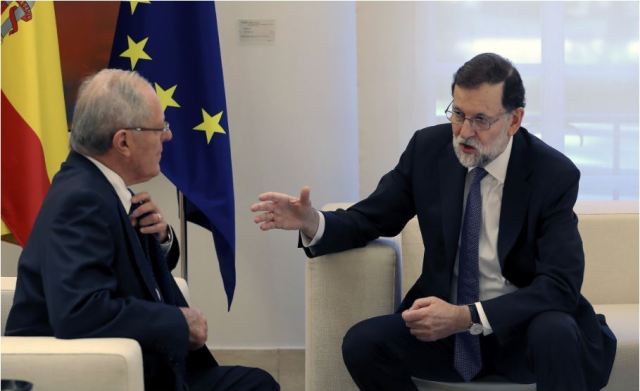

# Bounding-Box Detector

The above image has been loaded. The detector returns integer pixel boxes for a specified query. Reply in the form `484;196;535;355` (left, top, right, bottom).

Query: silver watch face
469;323;483;335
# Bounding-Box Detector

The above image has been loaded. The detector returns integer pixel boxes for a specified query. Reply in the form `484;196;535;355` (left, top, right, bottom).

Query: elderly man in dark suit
6;69;278;391
251;53;616;391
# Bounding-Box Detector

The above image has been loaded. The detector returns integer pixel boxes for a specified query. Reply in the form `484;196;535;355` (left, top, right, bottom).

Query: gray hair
70;69;153;155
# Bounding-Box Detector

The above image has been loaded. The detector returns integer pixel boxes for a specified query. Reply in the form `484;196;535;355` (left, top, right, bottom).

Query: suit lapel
498;129;532;267
119;206;164;302
66;152;163;302
438;145;467;265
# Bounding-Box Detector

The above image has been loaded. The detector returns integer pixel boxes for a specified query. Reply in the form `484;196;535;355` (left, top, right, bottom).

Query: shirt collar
83;154;132;212
468;135;513;184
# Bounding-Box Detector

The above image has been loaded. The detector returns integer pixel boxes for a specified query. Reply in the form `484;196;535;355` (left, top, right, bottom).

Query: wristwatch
467;304;484;336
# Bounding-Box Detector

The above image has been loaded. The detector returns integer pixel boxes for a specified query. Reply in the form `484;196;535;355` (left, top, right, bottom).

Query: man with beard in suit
251;53;615;391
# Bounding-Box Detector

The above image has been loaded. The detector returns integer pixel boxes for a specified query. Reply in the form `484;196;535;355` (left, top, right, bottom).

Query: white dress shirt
85;155;133;212
302;137;518;335
452;137;518;335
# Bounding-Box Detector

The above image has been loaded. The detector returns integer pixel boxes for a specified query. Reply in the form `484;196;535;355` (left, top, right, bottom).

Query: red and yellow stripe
1;2;68;246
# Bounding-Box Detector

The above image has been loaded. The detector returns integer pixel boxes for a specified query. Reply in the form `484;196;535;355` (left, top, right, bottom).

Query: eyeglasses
123;121;171;133
444;101;508;131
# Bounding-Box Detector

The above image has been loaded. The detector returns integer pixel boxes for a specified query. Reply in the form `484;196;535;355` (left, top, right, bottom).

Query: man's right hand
179;307;208;350
250;186;319;239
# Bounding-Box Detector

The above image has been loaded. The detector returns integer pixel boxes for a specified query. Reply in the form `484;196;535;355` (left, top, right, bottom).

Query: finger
257;192;293;202
298;186;311;206
412;297;433;309
140;222;167;235
130;201;158;219
259;221;278;231
401;309;415;322
404;320;421;329
253;212;273;224
250;201;274;213
138;212;163;227
131;192;151;205
402;309;421;322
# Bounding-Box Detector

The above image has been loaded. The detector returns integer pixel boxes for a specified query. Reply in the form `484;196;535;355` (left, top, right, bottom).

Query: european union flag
108;2;236;309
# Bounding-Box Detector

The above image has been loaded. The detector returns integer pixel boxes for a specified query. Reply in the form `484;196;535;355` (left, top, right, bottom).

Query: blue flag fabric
108;2;236;309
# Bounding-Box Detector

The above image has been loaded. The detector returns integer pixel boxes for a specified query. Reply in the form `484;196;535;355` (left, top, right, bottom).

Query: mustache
456;136;480;149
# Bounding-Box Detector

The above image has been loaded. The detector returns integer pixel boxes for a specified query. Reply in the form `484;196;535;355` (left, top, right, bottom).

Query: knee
342;318;382;368
249;368;280;390
527;311;580;355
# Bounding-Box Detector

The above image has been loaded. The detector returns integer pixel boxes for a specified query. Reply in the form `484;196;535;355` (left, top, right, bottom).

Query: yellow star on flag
193;109;226;144
119;36;151;70
154;83;181;111
129;0;150;14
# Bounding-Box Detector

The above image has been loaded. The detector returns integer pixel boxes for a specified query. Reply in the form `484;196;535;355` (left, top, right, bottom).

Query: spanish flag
1;2;68;246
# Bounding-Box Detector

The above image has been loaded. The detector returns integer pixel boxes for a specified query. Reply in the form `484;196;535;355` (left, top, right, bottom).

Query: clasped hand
401;297;470;342
129;192;169;242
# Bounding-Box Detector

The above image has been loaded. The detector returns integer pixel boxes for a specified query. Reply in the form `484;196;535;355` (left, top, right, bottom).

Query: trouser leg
526;311;586;391
341;313;463;391
188;365;279;391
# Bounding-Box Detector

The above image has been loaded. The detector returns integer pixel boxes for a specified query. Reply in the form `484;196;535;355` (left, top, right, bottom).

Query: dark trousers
188;365;279;391
342;312;590;391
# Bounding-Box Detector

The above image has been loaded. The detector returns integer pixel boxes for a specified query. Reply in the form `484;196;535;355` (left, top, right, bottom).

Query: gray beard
453;128;510;168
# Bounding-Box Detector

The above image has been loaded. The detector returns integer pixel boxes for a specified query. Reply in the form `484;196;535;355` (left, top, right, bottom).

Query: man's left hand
130;192;169;243
401;296;469;342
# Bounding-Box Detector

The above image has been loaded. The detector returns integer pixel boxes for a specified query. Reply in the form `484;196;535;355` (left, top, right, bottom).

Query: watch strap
468;303;480;324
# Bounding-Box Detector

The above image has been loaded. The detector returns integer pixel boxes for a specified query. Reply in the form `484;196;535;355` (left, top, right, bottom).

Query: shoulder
43;157;122;221
413;123;453;145
406;123;453;156
521;128;578;173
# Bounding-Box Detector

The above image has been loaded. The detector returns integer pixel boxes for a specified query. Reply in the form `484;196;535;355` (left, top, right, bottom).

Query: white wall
2;1;358;349
356;2;426;197
199;1;358;348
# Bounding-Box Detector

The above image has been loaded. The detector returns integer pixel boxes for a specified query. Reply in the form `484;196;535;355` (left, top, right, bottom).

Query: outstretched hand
250;186;319;238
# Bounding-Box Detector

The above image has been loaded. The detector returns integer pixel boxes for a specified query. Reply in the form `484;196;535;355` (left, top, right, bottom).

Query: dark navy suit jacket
6;151;217;391
306;124;616;389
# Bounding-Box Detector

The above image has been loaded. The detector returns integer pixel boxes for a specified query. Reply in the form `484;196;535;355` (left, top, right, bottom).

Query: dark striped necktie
454;167;487;381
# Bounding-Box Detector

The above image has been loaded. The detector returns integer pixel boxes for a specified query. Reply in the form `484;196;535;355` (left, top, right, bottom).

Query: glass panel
564;2;639;65
565;77;639;116
427;2;542;64
620;124;639;171
564;124;613;170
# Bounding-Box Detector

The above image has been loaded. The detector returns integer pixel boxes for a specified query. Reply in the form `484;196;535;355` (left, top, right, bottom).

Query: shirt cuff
300;210;325;247
159;227;173;255
476;302;494;336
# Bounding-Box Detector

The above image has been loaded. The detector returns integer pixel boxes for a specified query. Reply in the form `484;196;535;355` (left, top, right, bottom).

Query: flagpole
178;191;188;282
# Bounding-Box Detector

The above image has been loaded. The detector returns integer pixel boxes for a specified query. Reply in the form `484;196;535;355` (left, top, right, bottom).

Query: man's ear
508;107;524;136
112;129;131;157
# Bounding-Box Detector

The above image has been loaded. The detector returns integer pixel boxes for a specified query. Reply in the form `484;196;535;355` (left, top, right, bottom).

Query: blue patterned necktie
454;167;487;381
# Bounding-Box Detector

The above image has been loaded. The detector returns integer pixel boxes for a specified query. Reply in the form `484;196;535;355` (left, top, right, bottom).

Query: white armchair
1;276;190;391
305;203;639;391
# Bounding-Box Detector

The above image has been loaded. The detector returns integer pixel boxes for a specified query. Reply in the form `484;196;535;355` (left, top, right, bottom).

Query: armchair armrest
305;238;400;391
1;276;190;391
1;336;144;391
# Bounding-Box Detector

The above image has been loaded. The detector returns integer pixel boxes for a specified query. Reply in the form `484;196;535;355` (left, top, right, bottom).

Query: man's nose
459;119;476;139
162;130;173;142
